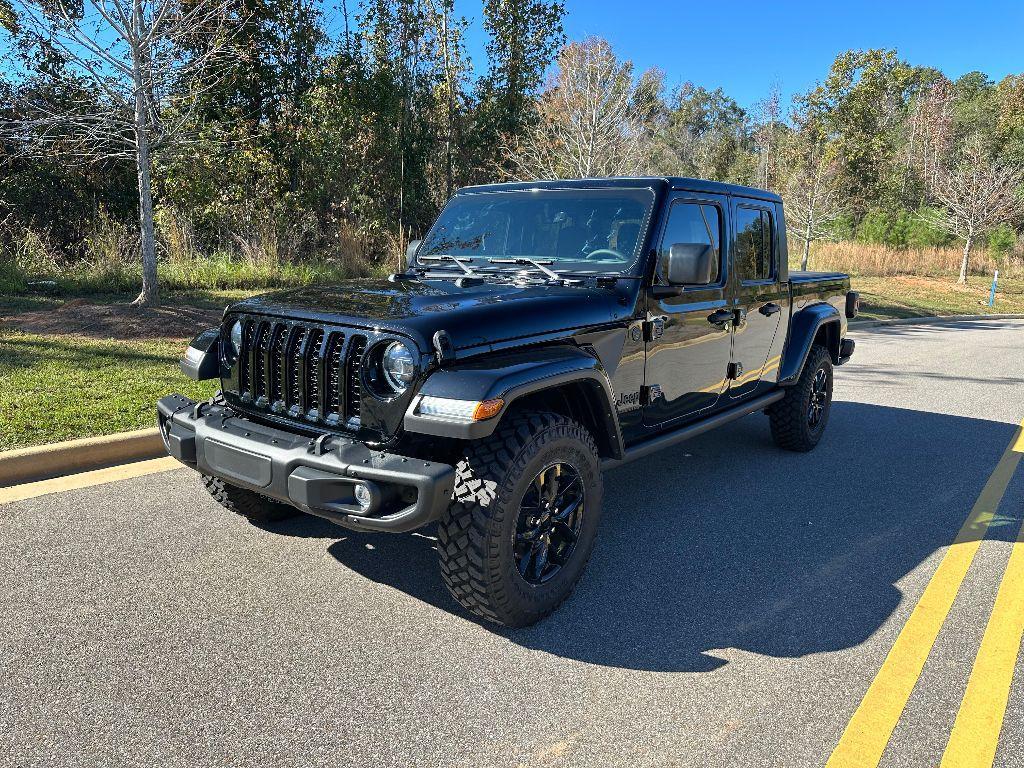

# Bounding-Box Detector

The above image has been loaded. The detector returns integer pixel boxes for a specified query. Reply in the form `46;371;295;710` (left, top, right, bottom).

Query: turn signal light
417;396;505;421
471;398;504;421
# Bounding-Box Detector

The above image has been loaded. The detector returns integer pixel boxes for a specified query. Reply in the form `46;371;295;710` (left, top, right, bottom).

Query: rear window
734;207;774;282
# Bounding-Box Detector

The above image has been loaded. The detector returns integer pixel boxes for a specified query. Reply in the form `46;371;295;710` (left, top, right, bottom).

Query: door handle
707;309;733;327
759;302;782;317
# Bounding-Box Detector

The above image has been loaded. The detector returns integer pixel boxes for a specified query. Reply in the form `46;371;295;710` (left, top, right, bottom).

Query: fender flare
403;344;625;458
778;303;841;386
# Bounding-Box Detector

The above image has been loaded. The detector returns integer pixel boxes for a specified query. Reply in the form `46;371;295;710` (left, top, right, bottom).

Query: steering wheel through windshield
583;248;624;262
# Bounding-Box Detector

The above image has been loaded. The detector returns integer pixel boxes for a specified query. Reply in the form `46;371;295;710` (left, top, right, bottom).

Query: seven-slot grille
231;317;368;427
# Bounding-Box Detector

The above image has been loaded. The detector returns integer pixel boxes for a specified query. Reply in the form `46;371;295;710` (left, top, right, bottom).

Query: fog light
353;482;373;511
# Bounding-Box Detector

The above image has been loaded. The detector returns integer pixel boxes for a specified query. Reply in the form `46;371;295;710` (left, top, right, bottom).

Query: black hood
230;276;634;353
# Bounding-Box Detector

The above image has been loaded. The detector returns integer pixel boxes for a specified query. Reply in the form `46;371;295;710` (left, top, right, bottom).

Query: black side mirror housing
666;243;714;285
180;327;220;381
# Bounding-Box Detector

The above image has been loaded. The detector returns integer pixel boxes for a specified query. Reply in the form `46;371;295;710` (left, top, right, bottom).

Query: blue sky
454;0;1024;109
7;0;1022;110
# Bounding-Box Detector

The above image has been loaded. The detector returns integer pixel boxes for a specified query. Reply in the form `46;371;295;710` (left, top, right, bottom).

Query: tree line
1;1;1022;303
515;41;1023;283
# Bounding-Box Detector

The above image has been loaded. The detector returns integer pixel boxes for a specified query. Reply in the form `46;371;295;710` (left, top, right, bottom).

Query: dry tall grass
1;206;386;295
796;240;1024;279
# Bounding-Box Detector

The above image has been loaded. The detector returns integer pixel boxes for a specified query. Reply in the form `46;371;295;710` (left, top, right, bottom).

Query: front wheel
437;412;603;627
768;344;834;452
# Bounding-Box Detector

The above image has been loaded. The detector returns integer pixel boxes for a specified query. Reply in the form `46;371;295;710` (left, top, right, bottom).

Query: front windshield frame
415;186;657;276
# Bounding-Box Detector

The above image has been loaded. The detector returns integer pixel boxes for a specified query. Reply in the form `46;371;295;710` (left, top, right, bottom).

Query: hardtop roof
456;176;783;203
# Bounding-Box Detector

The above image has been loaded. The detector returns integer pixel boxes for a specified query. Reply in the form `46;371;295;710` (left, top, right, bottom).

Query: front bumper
157;394;455;533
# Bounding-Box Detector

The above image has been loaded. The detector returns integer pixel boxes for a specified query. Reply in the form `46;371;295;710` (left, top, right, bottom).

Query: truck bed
788;270;852;314
789;270;849;282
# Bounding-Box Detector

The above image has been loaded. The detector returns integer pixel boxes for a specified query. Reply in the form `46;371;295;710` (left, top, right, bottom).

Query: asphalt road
3;319;1024;768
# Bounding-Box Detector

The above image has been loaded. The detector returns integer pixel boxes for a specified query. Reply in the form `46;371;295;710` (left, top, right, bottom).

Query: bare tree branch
784;151;846;271
2;0;238;304
503;37;651;181
923;133;1024;284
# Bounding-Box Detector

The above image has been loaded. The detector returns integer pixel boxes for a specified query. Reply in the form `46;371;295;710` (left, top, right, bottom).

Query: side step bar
601;390;785;471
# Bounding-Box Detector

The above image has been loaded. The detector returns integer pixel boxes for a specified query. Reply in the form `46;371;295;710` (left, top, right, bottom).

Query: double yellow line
827;419;1024;768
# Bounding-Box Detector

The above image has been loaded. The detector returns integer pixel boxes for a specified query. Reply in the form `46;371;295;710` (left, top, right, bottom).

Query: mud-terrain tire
768;343;833;452
437;412;603;627
201;475;300;524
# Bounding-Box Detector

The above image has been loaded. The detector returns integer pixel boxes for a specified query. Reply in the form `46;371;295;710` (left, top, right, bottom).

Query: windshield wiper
487;257;561;281
419;255;478;276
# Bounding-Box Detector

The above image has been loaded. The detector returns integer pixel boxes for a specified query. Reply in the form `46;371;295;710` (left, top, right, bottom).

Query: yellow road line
0;457;182;504
825;420;1024;768
699;379;728;394
940;511;1024;767
699;356;783;393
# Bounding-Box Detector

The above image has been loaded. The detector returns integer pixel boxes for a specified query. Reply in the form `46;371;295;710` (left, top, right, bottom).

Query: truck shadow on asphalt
264;401;1021;673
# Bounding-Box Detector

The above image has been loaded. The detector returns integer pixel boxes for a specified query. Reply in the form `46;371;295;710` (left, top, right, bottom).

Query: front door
642;194;732;426
728;202;786;398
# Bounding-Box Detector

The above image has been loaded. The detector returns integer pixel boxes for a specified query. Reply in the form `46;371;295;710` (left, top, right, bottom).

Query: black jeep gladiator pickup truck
159;177;858;627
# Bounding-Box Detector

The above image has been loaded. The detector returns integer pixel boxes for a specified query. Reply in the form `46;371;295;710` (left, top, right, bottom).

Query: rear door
642;193;732;426
728;201;787;398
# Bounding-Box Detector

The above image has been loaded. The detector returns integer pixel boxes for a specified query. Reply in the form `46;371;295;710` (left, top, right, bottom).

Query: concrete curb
850;313;1024;330
0;428;165;488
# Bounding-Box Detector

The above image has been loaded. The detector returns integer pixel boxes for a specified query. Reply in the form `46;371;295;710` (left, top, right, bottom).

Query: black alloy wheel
514;462;585;585
437;411;604;627
808;367;829;428
768;343;833;452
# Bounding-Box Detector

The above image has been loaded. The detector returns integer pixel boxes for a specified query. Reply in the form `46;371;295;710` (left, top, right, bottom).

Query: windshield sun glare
418;188;654;273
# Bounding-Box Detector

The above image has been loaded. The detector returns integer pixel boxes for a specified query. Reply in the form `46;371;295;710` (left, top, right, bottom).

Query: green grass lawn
853;275;1024;320
2;274;1022;452
0;330;215;451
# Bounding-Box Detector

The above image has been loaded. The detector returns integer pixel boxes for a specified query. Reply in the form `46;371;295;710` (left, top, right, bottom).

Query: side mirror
406;239;421;262
666;243;714;285
180;326;220;381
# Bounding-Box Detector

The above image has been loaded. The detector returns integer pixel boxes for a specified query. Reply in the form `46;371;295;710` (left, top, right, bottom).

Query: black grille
325;332;346;419
346;336;367;422
268;324;287;408
233;317;367;428
252;321;272;403
287;327;308;413
304;328;324;418
237;322;253;391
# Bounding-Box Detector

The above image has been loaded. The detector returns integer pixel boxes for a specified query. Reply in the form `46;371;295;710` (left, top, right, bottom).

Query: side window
658;202;722;283
734;207;774;281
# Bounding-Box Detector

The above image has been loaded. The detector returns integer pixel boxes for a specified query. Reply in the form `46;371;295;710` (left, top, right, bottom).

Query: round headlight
382;341;415;392
229;320;243;357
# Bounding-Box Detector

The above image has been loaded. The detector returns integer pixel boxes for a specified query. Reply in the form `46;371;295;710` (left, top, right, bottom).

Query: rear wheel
201;474;300;524
437;412;603;627
768;344;834;452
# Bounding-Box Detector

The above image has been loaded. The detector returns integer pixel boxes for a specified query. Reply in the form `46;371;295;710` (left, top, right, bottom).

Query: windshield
417;188;654;273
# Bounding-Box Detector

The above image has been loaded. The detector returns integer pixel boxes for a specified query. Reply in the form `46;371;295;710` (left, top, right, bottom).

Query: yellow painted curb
0;428;165;487
0;457;181;504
